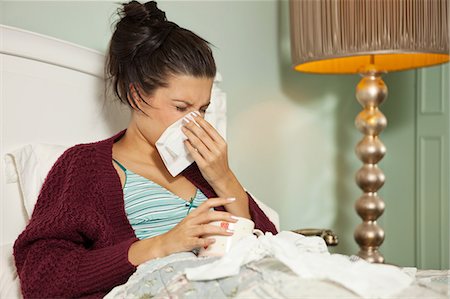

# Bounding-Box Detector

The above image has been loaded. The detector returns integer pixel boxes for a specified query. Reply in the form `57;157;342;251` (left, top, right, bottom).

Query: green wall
2;0;448;269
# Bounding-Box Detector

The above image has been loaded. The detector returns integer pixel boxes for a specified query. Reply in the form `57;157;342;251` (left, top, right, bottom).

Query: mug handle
253;229;264;237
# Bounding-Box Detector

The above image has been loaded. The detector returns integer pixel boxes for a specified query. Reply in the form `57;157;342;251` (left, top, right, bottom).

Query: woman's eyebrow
172;99;192;106
172;99;210;107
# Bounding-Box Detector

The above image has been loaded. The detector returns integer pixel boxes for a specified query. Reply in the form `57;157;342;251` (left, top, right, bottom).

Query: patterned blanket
105;252;449;299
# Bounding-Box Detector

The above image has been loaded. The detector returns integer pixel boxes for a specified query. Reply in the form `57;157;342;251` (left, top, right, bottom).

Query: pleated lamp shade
290;0;449;74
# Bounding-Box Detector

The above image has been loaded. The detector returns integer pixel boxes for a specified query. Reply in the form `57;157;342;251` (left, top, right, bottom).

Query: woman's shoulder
55;131;124;169
60;140;105;162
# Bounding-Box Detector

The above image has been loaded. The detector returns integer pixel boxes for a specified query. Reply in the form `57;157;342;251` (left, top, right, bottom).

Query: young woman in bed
13;1;277;298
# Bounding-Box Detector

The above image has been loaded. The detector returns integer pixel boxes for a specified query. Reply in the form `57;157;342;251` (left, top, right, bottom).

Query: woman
13;1;277;298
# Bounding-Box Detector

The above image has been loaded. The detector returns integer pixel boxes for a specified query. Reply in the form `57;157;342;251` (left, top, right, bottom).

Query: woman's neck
113;123;163;169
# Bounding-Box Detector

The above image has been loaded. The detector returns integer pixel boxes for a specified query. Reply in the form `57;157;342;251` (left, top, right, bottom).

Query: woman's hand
161;197;238;254
181;112;230;184
182;112;250;219
128;197;237;266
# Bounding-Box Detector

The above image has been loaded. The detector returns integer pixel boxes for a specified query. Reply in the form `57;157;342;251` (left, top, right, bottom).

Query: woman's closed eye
199;104;210;114
176;106;188;112
176;106;207;114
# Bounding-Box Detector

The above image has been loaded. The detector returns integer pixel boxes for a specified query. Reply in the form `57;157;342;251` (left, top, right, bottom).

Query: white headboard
0;25;131;246
0;24;133;299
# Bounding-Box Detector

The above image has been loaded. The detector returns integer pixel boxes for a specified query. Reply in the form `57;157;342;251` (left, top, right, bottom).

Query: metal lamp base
354;66;387;263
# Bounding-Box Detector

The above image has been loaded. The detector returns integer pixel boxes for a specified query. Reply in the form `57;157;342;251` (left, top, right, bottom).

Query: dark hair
106;1;216;110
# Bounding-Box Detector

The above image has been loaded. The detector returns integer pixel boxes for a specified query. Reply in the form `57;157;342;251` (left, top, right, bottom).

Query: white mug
198;216;263;257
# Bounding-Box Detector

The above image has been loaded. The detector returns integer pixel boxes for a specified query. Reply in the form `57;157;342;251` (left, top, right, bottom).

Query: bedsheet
106;252;448;299
105;233;449;299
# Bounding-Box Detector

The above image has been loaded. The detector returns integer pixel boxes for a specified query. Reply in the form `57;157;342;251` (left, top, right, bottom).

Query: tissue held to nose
155;111;200;176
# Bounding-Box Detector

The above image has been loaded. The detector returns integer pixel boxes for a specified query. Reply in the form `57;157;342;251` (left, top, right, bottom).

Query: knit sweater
13;130;277;298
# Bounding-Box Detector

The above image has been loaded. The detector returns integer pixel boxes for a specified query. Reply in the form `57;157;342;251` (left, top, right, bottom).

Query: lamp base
353;68;387;263
357;248;384;264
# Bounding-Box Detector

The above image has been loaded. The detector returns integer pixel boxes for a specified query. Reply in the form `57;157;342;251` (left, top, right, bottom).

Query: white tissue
185;231;414;299
205;84;227;140
155;111;197;177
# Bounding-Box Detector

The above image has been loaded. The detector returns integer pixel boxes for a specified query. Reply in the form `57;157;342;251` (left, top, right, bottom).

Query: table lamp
289;0;449;263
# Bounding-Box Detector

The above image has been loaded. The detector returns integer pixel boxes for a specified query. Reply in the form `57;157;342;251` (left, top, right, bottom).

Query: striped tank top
113;159;208;240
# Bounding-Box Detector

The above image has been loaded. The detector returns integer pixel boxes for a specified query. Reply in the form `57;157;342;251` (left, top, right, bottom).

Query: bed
1;25;448;299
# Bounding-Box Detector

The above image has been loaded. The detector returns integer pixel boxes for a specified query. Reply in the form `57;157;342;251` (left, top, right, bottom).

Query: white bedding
105;232;448;299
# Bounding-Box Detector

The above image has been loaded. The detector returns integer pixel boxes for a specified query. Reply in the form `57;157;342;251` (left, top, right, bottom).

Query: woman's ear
128;83;148;111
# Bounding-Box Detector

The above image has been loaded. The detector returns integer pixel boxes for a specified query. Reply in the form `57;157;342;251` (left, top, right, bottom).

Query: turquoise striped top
113;159;208;240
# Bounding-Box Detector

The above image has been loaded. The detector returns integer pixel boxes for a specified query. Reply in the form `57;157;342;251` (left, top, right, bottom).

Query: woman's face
132;74;214;145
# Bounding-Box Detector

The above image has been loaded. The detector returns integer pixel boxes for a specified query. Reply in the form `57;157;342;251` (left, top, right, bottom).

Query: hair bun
123;1;167;26
144;1;166;24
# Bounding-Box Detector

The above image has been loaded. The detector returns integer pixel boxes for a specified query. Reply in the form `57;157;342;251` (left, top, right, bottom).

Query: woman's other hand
128;197;237;266
182;113;250;219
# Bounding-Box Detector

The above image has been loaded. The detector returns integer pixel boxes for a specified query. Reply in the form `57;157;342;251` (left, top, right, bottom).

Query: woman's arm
13;148;137;298
181;114;277;234
182;113;250;218
205;170;250;218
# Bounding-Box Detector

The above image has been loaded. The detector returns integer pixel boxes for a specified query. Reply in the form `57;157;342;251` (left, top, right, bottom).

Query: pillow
2;144;68;299
0;243;21;299
5;144;69;218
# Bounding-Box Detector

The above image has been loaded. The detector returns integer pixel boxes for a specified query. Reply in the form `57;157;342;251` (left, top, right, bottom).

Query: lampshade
290;0;449;74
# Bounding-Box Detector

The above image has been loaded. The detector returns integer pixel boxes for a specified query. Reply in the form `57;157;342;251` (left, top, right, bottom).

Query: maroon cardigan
13;130;277;298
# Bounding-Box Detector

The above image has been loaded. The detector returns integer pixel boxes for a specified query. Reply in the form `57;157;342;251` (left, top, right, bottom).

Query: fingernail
231;216;239;220
193;111;200;116
183;118;191;124
226;229;234;234
227;197;236;202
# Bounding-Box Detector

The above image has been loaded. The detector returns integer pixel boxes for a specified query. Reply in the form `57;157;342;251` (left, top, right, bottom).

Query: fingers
179;235;217;252
184;139;204;161
194;237;216;250
165;198;239;253
194;223;234;238
190;197;236;215
175;213;235;251
182;113;226;152
192;114;225;143
184;112;223;143
182;120;219;156
190;210;238;226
